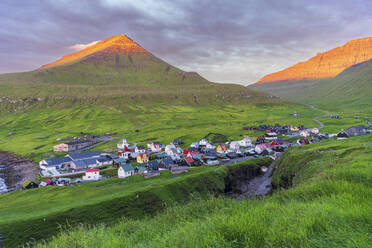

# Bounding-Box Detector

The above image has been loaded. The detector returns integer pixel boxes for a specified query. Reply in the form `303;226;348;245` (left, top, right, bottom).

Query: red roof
86;168;99;173
185;156;194;164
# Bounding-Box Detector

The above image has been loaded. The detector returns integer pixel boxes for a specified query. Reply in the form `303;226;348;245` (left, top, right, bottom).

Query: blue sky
0;0;371;84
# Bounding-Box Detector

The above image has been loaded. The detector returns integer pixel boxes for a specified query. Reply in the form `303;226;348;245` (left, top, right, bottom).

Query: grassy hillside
36;135;372;248
0;158;271;247
250;59;372;115
0;101;325;161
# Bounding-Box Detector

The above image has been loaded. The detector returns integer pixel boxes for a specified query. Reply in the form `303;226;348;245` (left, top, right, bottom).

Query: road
308;105;331;130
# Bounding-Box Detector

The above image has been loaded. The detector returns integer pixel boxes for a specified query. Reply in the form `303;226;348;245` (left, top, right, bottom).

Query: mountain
256;37;372;84
0;34;276;108
251;58;372;114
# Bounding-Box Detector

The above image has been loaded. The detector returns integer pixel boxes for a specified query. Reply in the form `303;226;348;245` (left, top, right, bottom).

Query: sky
0;0;371;85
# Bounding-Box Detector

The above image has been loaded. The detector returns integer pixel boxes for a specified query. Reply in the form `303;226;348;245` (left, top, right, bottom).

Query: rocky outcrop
40;34;149;69
256;37;372;84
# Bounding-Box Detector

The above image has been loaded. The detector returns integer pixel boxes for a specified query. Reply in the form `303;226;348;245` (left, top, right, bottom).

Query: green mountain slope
250;59;372;115
0;35;271;106
35;135;372;248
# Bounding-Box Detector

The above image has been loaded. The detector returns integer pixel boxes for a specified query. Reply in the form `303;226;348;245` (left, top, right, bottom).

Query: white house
118;164;135;178
190;142;200;148
165;144;176;155
238;137;252;147
147;142;163;152
264;133;278;140
82;168;100;181
311;128;319;134
117;137;130;149
206;142;216;149
199;138;208;146
229;141;240;152
135;145;146;154
300;130;310;137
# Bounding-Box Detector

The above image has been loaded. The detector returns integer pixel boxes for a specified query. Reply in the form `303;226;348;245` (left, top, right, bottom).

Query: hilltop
0;34;271;106
251;58;372;115
256;37;372;84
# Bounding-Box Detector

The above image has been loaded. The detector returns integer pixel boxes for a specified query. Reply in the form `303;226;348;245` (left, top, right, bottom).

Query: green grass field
35;135;372;248
0;158;271;247
0;102;325;161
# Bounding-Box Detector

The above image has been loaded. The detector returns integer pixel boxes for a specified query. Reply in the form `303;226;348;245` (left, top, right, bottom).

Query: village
19;121;372;190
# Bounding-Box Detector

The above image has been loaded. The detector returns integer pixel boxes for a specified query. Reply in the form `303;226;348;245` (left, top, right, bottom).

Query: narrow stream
0;165;8;194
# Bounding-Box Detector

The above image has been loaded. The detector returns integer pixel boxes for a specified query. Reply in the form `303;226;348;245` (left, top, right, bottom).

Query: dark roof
148;160;159;168
160;157;175;166
97;157;111;163
43;157;72;166
153;141;161;145
64;140;92;145
137;145;145;149
121;164;134;172
68;151;101;161
72;158;97;167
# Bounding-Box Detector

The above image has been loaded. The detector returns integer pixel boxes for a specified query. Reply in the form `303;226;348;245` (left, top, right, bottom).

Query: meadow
0;158;271;247
35;135;372;248
0;102;323;161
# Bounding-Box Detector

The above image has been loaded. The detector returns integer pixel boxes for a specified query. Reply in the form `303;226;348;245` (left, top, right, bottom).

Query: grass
34;135;372;248
0;102;325;162
0;158;271;247
250;59;372;116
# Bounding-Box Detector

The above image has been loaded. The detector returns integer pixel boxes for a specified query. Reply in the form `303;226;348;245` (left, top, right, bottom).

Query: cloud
68;41;99;51
0;0;371;84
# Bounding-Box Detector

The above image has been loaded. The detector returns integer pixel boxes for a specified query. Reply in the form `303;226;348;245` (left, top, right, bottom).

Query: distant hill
0;34;274;106
256;37;372;84
251;59;372;114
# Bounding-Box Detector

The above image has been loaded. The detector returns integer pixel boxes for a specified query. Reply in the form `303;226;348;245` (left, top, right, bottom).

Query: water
0;165;8;194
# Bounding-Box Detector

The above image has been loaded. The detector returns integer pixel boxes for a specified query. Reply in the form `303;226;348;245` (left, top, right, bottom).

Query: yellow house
216;144;227;153
137;153;149;163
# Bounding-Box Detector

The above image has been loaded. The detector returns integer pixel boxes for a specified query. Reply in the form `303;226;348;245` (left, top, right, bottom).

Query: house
184;156;194;166
199;138;208;146
22;179;38;189
96;157;113;166
206;142;215;149
229;141;240;151
337;130;349;139
135;166;148;175
118;164;135;178
216;144;228;153
117;137;130;149
39;157;72;171
346;125;369;136
172;139;183;146
144;171;161;178
297;137;310;146
238;137;252;147
255;143;270;154
148;160;159;171
300;130;310;137
67;151;101;161
137;153;149;163
70;158;98;170
147;142;163;152
290;126;299;132
53;140;93;152
190;142;200;148
135;145;146;154
204;151;218;160
159;157;177;169
264;132;278;140
311;128;319;134
331;114;339;119
165;144;177;155
171;166;189;174
82;168;100;181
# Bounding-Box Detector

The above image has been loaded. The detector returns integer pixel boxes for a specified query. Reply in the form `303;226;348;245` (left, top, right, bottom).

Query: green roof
121;164;134;172
136;166;147;172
